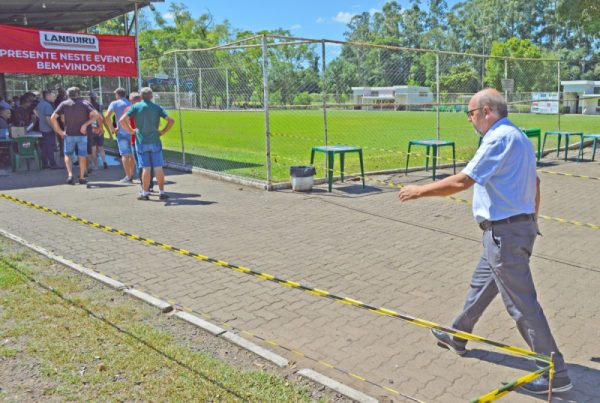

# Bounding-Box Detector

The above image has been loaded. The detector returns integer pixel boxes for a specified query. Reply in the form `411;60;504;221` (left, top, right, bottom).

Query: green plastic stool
579;134;600;161
11;136;42;172
310;145;365;192
542;131;584;161
405;139;456;181
521;128;541;162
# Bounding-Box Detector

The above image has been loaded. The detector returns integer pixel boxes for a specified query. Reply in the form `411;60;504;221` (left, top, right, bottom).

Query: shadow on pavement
154;192;216;207
0;166;187;192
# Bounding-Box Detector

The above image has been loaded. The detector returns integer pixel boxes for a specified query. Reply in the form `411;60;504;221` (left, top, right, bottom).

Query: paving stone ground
1;155;599;402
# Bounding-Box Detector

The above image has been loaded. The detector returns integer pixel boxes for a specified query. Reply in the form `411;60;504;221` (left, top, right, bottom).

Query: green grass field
159;109;600;182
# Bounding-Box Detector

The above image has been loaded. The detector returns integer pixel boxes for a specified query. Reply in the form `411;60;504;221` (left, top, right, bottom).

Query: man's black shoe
66;176;74;185
137;194;150;201
78;178;88;185
159;193;169;200
522;375;572;394
431;329;466;356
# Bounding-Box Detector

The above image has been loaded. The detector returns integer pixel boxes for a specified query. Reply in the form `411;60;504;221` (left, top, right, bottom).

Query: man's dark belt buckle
479;213;535;231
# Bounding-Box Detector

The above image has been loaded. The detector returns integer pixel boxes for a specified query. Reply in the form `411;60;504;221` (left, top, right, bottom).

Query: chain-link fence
160;35;563;188
160;36;564;188
5;35;564;187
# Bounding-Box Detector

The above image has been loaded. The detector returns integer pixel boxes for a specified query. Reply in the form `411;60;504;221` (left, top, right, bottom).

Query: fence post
225;68;230;109
321;40;328;148
173;53;186;166
198;68;204;109
134;2;142;90
504;58;508;102
262;35;272;190
435;52;440;140
557;60;561;131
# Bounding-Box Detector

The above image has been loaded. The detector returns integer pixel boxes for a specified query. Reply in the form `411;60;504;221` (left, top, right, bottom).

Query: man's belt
479;213;535;231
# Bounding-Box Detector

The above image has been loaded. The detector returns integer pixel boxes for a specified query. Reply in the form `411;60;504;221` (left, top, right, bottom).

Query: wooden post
547;352;555;402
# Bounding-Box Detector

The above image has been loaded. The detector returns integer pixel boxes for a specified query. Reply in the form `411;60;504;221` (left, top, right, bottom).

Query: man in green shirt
121;87;174;200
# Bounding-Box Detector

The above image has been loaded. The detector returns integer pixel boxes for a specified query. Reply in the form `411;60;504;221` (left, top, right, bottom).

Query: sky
152;0;460;41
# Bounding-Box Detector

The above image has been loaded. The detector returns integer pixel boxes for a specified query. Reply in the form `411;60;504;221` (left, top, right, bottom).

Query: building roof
560;80;600;86
0;1;162;32
351;85;429;91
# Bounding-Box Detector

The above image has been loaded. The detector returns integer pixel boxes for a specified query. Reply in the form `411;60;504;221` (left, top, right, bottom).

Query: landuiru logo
39;31;99;52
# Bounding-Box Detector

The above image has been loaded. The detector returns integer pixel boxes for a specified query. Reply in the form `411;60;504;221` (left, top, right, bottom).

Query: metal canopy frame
0;0;162;32
0;0;163;96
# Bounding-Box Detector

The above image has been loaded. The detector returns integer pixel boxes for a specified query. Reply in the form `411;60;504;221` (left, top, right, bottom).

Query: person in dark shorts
50;87;100;185
86;93;111;170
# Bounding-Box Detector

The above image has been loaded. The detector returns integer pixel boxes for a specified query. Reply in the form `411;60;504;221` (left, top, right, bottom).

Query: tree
558;0;600;38
440;63;480;93
485;38;556;92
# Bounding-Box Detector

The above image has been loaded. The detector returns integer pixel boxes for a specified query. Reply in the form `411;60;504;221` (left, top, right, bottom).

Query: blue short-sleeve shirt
107;98;131;136
462;118;537;223
35;99;55;132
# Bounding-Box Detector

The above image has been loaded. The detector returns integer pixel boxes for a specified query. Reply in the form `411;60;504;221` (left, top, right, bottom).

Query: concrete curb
0;228;378;400
124;288;174;313
175;311;226;336
298;368;379;403
221;331;289;368
0;229;126;290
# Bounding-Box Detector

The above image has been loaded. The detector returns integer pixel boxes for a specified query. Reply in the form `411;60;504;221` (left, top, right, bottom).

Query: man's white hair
140;87;153;101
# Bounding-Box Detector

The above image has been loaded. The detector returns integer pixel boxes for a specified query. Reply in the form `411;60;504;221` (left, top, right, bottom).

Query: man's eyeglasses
466;107;483;118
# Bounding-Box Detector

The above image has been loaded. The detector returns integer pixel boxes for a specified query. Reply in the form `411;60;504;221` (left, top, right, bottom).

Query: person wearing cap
398;88;572;395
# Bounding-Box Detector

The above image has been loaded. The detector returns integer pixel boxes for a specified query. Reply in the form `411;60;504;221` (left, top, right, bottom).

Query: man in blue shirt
35;90;59;169
398;89;571;394
105;88;133;183
0;96;10;110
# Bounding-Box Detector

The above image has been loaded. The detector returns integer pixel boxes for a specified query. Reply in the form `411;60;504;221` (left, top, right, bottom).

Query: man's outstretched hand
398;185;422;201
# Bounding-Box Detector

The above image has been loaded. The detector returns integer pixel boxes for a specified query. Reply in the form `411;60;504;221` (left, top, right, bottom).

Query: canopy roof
0;0;162;32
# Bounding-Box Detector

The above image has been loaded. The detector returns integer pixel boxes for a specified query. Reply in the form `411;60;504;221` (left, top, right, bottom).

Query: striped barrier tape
470;366;549;403
0;192;551;365
538;169;600;181
1;248;553;403
0;192;552;363
0;253;423;403
0;193;555;402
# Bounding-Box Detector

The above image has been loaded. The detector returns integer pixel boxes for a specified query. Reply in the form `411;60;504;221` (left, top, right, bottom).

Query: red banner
0;24;138;77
